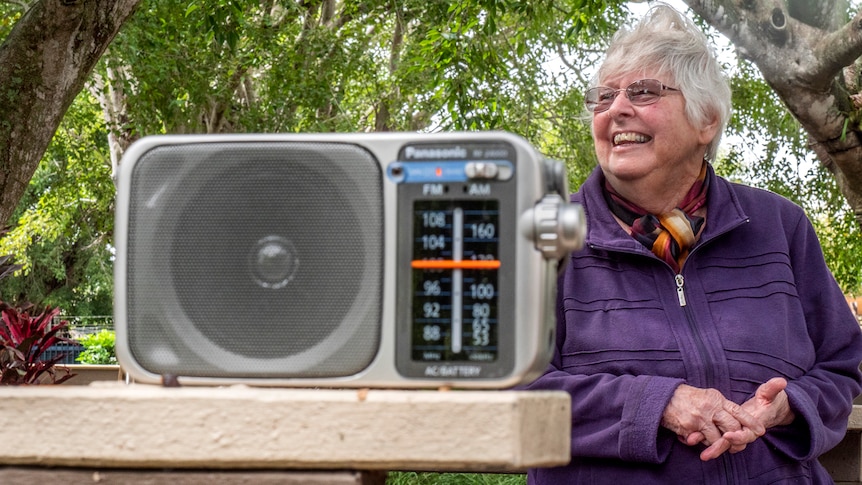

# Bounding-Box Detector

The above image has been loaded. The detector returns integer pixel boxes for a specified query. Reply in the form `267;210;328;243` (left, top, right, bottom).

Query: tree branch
685;0;790;63
683;0;745;45
810;9;862;87
787;0;846;30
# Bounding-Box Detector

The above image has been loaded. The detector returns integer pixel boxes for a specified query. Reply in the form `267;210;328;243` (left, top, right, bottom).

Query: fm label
423;184;445;195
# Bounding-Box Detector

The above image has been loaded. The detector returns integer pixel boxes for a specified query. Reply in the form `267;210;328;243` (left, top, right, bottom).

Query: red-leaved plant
0;305;75;385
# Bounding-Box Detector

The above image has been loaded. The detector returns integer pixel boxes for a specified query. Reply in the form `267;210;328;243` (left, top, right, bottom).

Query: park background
1;0;859;318
1;0;861;483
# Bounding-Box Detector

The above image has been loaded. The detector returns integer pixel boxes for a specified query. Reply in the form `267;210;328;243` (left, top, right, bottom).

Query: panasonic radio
114;132;585;388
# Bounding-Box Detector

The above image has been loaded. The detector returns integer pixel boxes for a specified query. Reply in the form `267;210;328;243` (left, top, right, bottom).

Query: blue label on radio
387;161;513;184
388;161;467;183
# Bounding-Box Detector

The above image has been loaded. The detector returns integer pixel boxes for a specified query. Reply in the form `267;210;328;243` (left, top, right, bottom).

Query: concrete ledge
849;404;862;429
822;405;862;485
57;365;123;386
0;384;570;472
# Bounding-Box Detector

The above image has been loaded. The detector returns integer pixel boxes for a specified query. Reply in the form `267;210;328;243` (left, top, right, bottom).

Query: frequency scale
389;140;576;381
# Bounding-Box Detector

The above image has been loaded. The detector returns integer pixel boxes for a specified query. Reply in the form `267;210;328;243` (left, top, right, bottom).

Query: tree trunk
0;0;140;227
684;0;862;225
90;63;137;181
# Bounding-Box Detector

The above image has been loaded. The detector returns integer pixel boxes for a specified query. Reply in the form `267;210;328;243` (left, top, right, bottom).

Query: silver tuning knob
520;194;586;260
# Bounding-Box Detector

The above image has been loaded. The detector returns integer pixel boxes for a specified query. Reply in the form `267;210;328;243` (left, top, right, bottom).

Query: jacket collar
573;164;749;252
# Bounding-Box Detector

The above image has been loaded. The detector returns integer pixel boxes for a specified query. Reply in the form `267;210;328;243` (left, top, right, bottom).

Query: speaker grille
124;142;383;378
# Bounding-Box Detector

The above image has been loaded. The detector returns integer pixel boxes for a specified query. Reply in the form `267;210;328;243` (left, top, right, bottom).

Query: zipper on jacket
675;273;715;387
675;274;686;306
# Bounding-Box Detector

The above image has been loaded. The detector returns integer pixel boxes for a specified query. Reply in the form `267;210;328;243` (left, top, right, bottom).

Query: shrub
0;305;75;385
75;329;116;365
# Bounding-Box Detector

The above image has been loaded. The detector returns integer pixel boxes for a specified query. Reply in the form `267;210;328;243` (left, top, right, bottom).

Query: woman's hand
719;377;795;441
661;384;765;461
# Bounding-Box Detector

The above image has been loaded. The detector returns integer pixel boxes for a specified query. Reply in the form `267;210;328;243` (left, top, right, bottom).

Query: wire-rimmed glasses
585;79;680;113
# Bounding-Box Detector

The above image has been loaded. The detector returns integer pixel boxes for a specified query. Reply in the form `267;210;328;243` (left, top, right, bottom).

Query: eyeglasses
584;79;680;113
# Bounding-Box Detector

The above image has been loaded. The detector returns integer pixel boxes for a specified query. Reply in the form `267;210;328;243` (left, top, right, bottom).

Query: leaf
0;305;72;384
184;4;199;17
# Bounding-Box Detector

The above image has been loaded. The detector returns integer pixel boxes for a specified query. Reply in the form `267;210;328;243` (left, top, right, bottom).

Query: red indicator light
435;167;443;177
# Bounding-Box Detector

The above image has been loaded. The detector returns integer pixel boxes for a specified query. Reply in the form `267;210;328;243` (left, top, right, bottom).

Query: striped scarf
603;163;709;273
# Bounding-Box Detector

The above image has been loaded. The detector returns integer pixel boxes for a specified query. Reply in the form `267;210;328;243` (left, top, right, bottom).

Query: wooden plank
0;468;386;485
0;384;570;472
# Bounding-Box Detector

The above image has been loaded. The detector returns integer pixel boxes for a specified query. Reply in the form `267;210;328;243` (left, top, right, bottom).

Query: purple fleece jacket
526;165;862;484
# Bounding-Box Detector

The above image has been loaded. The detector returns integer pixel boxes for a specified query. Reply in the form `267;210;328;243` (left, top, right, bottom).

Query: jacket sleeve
763;211;862;460
523;268;685;464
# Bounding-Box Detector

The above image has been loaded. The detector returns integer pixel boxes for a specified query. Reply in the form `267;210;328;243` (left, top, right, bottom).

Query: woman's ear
697;115;720;146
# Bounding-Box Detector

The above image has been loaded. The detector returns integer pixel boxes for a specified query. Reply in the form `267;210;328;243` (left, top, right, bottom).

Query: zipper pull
675;274;687;307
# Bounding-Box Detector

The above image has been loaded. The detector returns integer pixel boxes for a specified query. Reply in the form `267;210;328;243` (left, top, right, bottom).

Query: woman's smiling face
591;71;718;202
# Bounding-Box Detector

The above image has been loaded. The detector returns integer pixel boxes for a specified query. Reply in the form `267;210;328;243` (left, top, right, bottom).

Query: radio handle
542;158;570;199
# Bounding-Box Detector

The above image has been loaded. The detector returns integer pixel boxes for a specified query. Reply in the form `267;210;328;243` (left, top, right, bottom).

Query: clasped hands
660;377;795;461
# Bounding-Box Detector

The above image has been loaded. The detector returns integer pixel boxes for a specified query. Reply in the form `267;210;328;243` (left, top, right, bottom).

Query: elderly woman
526;4;862;484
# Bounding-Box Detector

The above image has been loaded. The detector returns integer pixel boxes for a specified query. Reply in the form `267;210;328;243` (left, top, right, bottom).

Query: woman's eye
598;91;617;101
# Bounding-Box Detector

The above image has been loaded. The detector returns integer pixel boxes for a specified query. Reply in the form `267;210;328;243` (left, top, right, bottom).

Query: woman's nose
604;90;635;117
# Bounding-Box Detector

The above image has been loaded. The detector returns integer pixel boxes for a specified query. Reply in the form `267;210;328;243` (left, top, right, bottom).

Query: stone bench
2;384;859;483
0;384;570;483
822;404;862;485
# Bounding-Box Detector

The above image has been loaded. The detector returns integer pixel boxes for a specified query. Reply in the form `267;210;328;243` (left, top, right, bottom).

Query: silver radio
114;132;585;388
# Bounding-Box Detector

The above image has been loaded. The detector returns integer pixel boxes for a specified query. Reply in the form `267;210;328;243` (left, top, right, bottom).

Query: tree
2;0;861;312
0;91;115;314
721;61;862;292
682;0;862;226
91;0;621;176
0;0;625;311
0;0;140;228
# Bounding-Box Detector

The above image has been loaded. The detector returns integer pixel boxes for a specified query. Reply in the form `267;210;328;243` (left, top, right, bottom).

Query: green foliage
809;173;862;294
386;472;525;485
105;0;624;142
0;0;629;314
74;329;117;365
0;305;75;385
0;3;23;40
0;91;115;314
0;0;630;313
719;60;862;293
1;0;860;311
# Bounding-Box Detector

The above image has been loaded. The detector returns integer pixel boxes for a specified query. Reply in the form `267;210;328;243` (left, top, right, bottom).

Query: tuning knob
520;194;586;260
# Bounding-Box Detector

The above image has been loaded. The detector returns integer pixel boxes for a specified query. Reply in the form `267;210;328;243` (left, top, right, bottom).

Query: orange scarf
603;163;708;273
